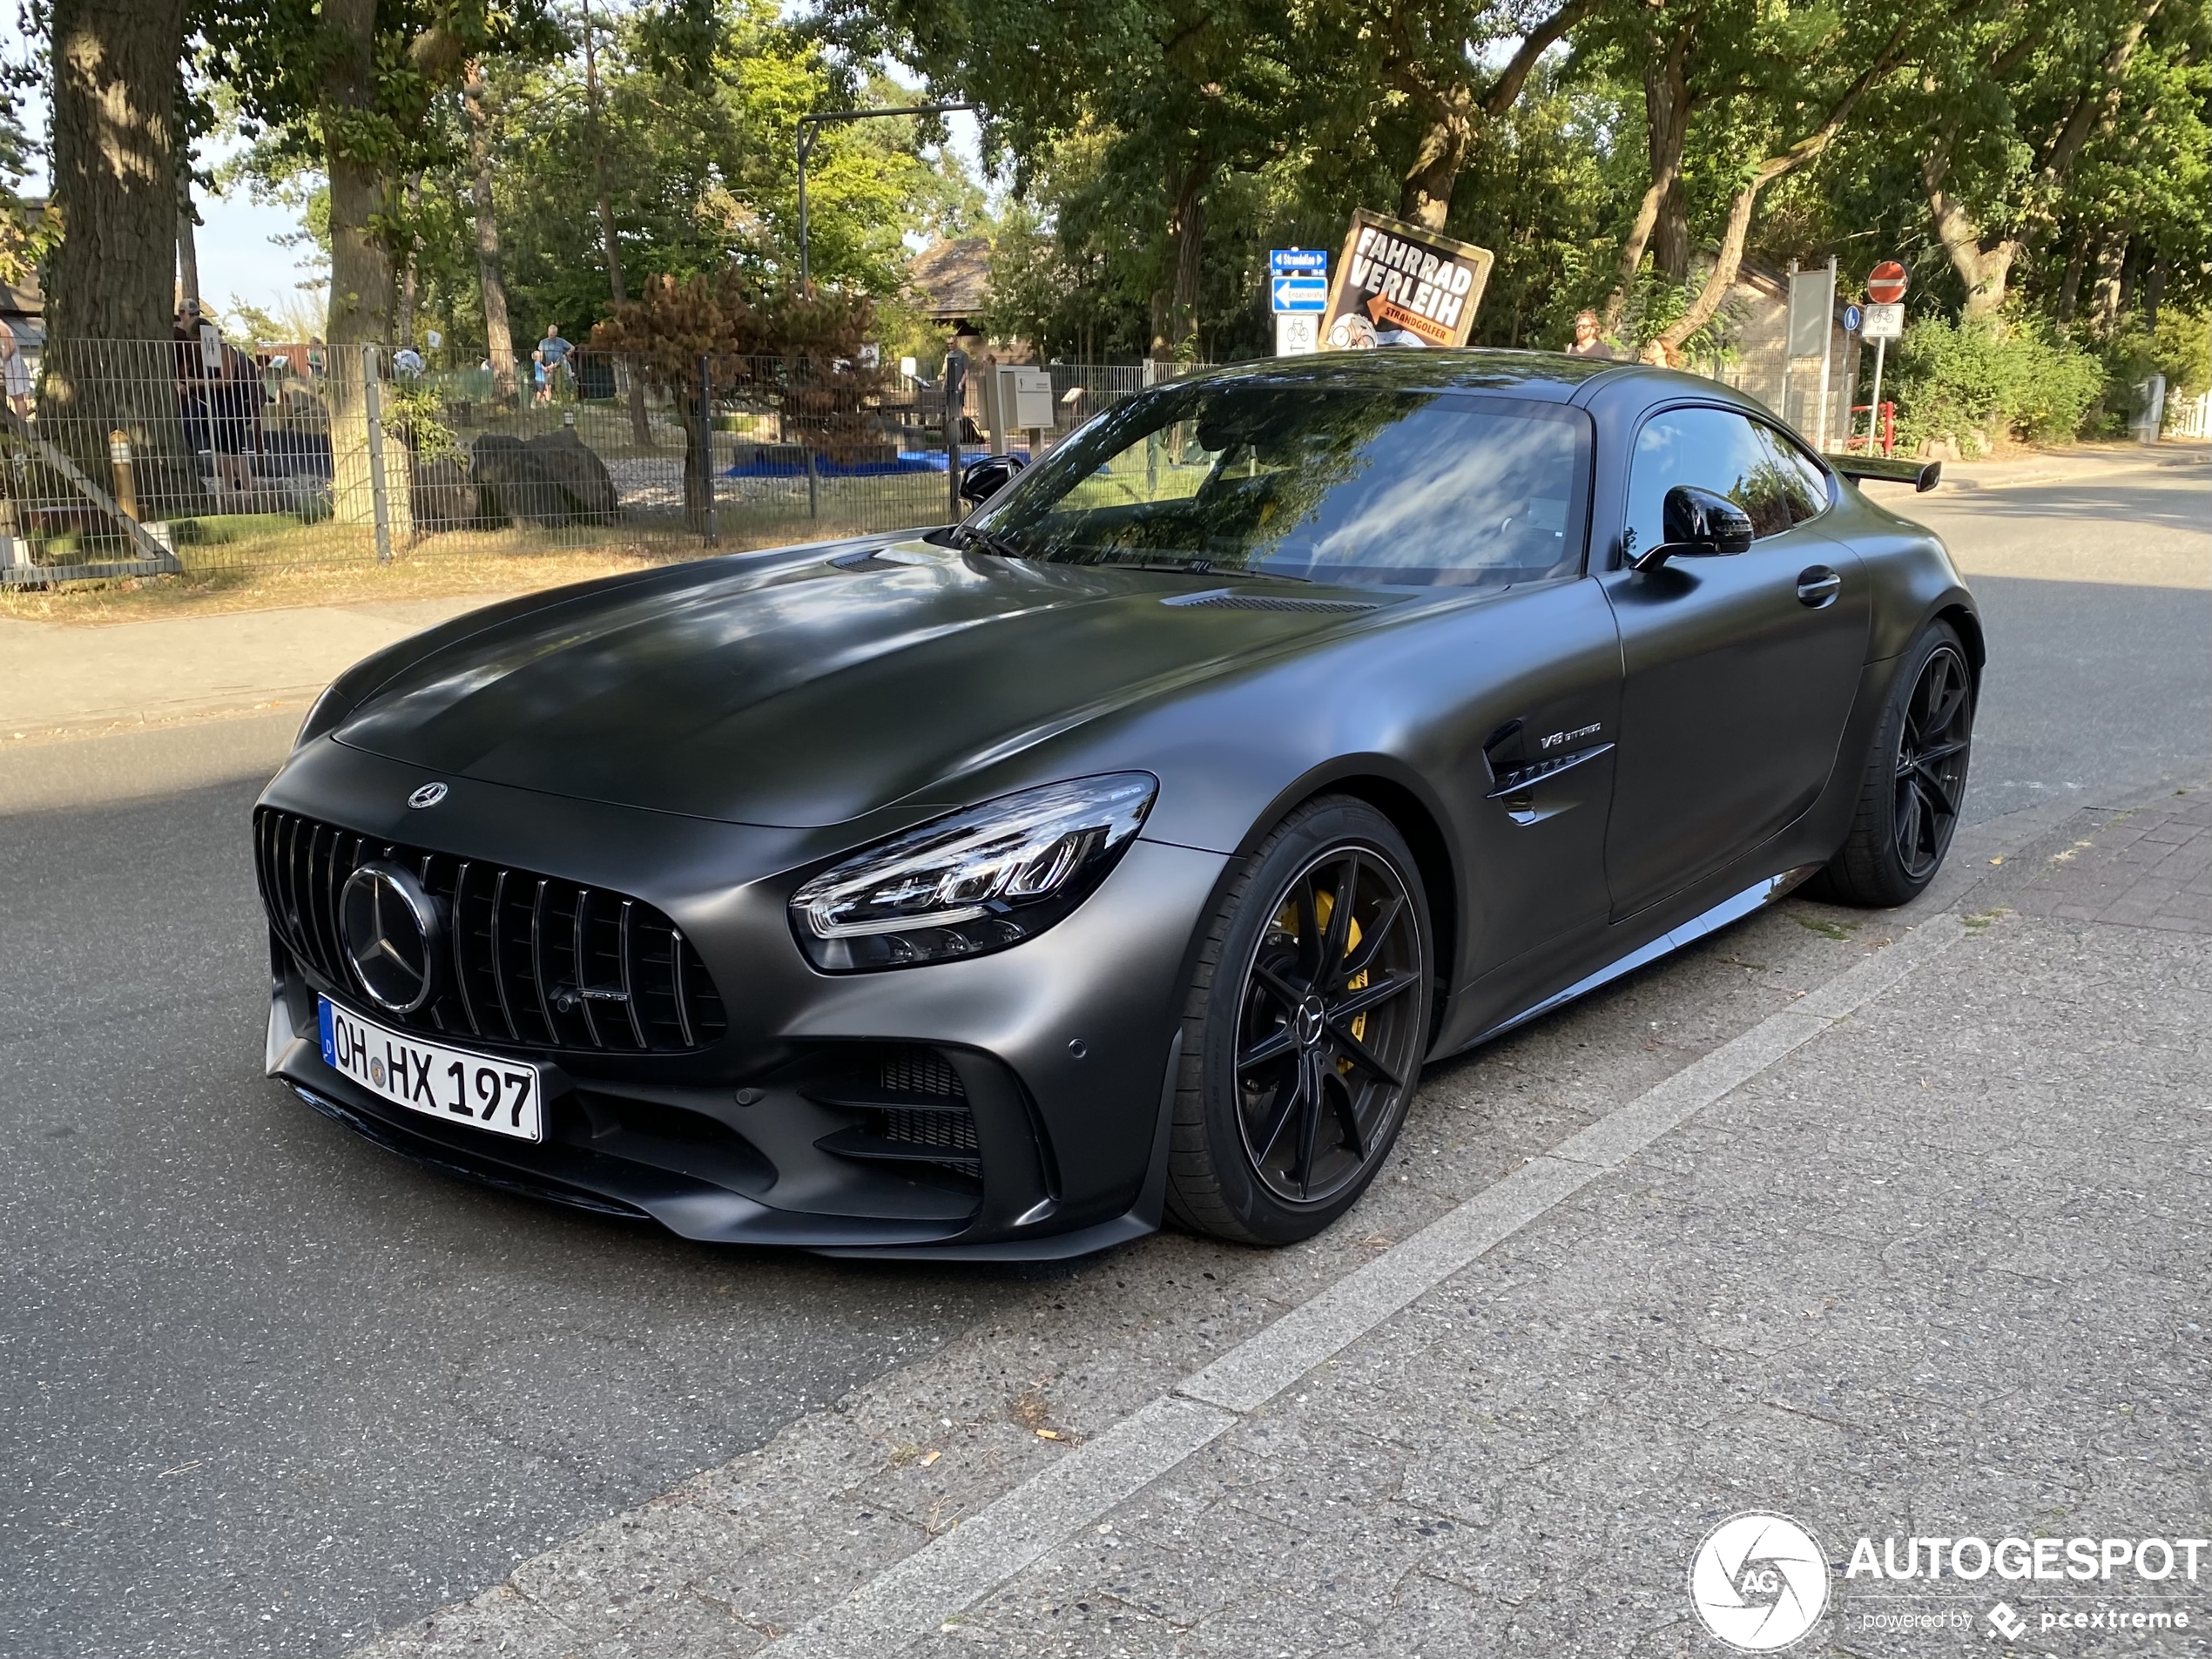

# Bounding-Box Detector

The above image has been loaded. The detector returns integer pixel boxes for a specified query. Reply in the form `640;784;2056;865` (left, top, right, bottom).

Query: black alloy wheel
1811;618;1977;908
1233;849;1426;1205
1166;796;1433;1245
1892;642;1973;880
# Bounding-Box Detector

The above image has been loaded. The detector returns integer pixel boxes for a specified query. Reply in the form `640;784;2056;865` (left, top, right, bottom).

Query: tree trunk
42;0;199;518
1654;179;1690;280
1604;21;1691;327
1923;148;2020;320
2055;227;2092;322
318;0;409;537
2091;231;2128;327
1152;165;1207;359
581;0;651;447
395;173;422;348
176;160;199;312
464;63;518;402
1396;91;1472;231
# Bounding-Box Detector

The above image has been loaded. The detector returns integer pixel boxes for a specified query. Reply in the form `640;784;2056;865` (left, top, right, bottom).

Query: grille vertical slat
449;860;482;1036
617;902;649;1049
489;868;520;1042
670;931;696;1050
528;880;557;1045
255;806;726;1054
572;888;604;1049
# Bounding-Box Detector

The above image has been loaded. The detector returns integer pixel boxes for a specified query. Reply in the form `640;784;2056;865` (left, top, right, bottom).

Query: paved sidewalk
350;786;2212;1658
0;595;509;743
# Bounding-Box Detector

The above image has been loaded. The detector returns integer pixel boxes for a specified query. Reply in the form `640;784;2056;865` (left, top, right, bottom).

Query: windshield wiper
950;523;1028;559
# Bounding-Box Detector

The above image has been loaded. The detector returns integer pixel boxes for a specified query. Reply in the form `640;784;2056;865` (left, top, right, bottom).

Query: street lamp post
797;104;974;288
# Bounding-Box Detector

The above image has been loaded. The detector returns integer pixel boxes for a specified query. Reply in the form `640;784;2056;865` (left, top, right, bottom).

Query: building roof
907;236;991;322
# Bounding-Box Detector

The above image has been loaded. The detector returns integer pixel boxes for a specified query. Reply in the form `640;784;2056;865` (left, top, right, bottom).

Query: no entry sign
1866;260;1909;306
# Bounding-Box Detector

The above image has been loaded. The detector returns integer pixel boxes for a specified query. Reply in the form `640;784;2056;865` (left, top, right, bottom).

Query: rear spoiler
1834;455;1941;493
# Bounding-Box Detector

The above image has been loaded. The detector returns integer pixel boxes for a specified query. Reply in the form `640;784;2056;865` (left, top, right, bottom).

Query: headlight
789;773;1157;971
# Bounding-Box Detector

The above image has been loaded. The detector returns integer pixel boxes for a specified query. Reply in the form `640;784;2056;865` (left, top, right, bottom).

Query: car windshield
967;383;1590;590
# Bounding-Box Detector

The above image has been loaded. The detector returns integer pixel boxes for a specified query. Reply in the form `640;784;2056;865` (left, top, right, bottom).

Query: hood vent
1161;590;1379;614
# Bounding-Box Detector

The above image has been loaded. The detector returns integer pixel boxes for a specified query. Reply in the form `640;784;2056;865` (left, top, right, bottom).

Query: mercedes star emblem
408;781;449;809
339;861;442;1015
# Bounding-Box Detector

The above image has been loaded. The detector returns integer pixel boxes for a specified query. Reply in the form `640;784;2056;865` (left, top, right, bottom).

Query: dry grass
0;541;707;626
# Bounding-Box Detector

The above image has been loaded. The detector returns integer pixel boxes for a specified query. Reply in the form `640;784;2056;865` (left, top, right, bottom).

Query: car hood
333;540;1395;826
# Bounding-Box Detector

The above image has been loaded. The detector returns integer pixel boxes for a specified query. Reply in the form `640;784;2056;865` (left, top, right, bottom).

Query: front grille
255;806;728;1055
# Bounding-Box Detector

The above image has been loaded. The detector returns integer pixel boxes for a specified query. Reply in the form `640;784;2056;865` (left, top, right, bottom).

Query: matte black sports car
255;352;1978;1257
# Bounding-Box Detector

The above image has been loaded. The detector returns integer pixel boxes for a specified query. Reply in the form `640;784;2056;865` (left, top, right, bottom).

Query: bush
2091;307;2210;433
1890;311;2106;455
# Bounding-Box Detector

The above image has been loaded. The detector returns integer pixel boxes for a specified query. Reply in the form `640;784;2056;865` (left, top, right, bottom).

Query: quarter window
1625;407;1823;556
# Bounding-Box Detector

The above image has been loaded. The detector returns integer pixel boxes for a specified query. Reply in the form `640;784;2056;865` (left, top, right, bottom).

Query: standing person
175;300;213;469
535;322;571;402
210;341;265;503
0;319;30;419
1562;309;1617;360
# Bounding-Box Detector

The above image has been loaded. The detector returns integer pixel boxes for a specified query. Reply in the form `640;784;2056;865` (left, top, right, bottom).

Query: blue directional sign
1271;274;1329;314
1271;248;1328;274
1843;303;1865;334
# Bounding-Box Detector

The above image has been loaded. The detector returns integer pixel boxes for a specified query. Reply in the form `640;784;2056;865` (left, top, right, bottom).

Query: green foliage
2096;308;2211;403
394;0;970;355
381;374;462;464
1889;313;2106;453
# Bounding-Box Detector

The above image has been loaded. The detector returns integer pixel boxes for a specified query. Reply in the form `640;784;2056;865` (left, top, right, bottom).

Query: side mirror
959;453;1026;506
1633;484;1755;571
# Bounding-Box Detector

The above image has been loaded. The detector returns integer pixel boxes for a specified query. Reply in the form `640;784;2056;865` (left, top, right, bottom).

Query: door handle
1797;566;1842;608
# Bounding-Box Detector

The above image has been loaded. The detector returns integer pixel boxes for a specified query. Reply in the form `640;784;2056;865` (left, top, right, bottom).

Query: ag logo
1688;1512;1830;1651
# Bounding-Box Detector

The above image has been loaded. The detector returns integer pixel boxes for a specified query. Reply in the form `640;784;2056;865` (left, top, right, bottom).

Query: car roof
1173;348;1637;404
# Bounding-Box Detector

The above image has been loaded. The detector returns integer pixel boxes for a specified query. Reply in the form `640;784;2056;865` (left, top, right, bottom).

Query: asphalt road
0;450;2204;1658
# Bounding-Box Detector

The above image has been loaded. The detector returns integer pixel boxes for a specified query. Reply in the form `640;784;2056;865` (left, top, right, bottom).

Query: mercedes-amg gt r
254;352;1977;1257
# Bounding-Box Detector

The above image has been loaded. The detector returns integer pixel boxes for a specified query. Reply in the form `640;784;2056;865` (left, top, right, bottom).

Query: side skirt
1457;863;1824;1052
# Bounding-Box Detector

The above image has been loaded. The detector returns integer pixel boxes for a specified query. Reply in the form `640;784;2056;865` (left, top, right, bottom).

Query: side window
1752;423;1831;525
1624;407;1811;556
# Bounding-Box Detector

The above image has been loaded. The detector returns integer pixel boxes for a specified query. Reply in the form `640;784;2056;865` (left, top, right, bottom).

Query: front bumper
259;741;1229;1257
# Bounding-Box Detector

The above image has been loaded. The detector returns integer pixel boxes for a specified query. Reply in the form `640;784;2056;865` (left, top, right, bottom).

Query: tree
860;0;1306;356
590;273;878;528
41;0;199;512
1375;0;1602;229
1913;0;2171;320
463;61;519;399
1642;0;1917;357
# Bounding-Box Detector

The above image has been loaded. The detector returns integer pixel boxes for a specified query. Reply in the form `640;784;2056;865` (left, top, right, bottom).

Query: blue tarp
724;450;949;480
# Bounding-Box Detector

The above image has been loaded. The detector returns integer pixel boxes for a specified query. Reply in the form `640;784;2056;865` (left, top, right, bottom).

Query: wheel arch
1163;759;1464;1048
1934;599;1986;685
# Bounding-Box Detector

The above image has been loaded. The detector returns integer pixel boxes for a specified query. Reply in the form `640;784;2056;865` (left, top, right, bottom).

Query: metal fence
0;341;1184;586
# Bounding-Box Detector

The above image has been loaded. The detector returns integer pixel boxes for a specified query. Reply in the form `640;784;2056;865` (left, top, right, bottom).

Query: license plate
318;997;543;1143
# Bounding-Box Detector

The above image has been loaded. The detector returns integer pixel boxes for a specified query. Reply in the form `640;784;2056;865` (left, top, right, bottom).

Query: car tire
1164;796;1433;1246
1810;619;1976;908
